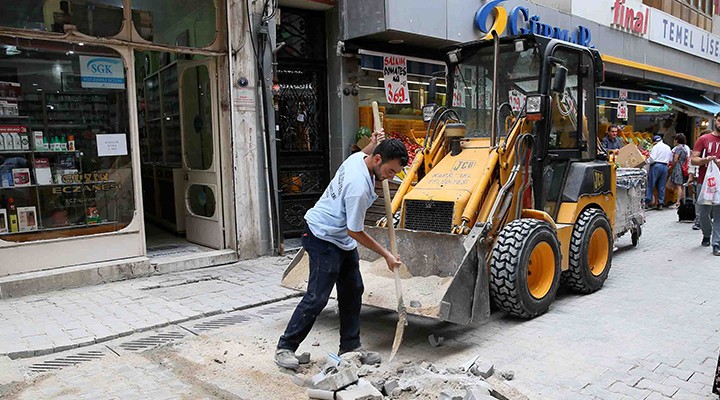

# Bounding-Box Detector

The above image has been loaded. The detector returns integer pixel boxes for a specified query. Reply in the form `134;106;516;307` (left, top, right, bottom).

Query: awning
653;91;720;117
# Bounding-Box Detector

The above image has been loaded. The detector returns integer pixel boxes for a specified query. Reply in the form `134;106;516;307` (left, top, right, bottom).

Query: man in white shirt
646;135;673;209
275;134;407;370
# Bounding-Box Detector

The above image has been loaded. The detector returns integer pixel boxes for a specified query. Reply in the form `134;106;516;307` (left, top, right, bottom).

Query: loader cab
445;35;605;219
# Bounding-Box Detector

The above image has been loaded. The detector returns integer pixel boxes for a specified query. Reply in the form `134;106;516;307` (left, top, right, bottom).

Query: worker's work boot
274;349;300;370
702;236;711;247
340;347;382;365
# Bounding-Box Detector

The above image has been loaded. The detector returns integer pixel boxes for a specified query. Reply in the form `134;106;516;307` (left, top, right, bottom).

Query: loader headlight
525;94;543;121
526;95;542;113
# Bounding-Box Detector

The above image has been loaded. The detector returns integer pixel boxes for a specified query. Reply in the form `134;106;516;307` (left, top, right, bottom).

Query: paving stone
661;376;707;395
653;363;695;381
607;381;652;399
634;378;679;398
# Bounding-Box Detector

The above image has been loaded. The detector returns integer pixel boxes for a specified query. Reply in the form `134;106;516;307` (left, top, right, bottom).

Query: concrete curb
0;257;153;299
0;250;239;299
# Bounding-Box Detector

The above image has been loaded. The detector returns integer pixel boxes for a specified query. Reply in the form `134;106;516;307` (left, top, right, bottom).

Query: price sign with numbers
383;55;410;104
508;89;526;112
617;100;628;120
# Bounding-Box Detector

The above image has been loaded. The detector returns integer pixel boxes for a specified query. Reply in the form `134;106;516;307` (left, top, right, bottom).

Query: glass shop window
356;55;446;147
0;37;134;242
132;0;217;48
0;0;124;37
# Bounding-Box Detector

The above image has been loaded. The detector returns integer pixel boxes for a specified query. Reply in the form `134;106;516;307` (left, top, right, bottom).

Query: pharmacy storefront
0;0;242;280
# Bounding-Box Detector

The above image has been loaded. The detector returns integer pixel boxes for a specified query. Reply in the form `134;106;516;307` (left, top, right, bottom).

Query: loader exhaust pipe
490;30;499;148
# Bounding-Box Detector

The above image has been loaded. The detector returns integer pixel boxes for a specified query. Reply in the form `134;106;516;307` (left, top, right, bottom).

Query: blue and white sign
475;0;593;47
79;56;125;89
648;8;720;64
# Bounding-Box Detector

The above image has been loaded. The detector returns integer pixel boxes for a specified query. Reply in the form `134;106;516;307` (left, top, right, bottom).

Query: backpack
677;196;696;221
677;185;695;221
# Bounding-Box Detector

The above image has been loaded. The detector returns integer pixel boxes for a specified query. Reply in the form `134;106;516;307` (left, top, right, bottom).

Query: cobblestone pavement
0;256;299;359
1;210;719;400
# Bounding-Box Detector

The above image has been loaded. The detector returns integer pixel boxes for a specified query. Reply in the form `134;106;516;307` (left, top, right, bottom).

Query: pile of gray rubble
293;351;528;400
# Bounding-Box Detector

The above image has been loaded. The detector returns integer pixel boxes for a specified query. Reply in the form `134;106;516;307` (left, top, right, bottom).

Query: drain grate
256;302;298;316
28;350;106;373
148;248;202;258
192;313;251;332
118;331;187;352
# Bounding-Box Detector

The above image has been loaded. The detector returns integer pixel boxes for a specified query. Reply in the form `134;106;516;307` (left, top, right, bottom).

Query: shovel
372;101;407;362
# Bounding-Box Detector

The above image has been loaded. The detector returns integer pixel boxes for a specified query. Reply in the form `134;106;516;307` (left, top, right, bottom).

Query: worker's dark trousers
277;228;364;353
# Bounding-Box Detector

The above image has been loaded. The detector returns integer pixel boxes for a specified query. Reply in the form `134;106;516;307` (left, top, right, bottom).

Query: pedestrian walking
690;130;710;230
274;133;408;370
669;133;688;208
691;113;720;255
646;135;673;209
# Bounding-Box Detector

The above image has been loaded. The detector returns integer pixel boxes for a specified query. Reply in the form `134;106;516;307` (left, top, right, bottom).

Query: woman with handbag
669;133;689;208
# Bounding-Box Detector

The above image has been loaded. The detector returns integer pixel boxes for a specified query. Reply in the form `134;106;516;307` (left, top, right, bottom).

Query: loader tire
490;219;561;318
562;208;612;294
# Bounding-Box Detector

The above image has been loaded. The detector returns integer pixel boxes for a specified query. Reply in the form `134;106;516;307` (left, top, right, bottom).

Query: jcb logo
452;160;476;171
593;171;605;191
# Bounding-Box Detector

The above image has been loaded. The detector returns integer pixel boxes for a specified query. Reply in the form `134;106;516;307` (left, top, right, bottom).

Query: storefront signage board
79;56;126;89
475;0;593;47
648;9;720;64
383;55;410;104
571;0;648;37
96;133;128;156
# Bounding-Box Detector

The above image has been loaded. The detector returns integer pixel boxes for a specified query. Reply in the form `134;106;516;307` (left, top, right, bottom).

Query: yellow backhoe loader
282;34;644;324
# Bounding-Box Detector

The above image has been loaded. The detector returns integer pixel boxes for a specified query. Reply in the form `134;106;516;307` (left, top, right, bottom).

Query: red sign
383;55;410;104
0;125;27;133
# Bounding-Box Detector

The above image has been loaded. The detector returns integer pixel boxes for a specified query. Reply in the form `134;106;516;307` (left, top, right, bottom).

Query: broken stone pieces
428;334;445;347
313;363;359;391
469;360;494;379
382;379;399;396
463;384;494;400
498;369;515;381
297;352;311;365
439;389;464;400
307;388;335;400
335;379;383;400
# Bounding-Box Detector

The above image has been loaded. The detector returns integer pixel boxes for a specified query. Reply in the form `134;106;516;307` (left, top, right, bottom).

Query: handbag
681;157;689;177
698;161;720;205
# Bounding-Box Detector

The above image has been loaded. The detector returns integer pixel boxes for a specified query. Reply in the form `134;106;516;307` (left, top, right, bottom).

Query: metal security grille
404;200;454;233
275;7;329;238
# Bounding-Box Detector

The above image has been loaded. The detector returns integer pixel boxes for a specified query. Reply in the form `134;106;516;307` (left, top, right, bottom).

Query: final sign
383;55;410;104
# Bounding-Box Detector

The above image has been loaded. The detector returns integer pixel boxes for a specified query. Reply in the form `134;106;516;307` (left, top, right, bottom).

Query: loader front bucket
281;227;490;325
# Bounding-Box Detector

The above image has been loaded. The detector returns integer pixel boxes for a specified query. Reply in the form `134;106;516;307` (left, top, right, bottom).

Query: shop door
276;8;330;238
178;59;224;249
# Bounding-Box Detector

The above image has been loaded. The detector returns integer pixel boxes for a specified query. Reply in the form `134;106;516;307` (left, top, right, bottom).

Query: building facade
3;0;720;285
0;0;274;282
